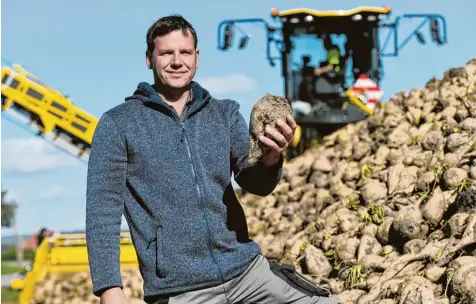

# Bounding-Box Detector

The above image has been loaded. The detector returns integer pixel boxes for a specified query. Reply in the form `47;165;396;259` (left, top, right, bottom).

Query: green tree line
2;189;17;228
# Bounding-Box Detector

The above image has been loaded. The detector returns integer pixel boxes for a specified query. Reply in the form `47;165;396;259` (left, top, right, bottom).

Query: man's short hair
146;14;198;53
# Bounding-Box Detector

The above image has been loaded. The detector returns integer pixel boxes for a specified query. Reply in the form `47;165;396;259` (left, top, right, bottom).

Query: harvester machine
9;233;138;304
1;64;140;302
217;5;448;160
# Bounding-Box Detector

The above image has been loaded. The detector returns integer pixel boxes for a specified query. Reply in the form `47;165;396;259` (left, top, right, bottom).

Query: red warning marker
349;74;384;111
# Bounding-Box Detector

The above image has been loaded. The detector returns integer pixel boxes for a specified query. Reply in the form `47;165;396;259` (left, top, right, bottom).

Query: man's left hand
259;114;297;167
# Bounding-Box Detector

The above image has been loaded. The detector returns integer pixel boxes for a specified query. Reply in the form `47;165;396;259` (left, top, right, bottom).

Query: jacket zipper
177;105;225;284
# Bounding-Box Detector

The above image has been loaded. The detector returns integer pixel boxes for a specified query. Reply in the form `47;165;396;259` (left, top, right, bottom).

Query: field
1;248;33;304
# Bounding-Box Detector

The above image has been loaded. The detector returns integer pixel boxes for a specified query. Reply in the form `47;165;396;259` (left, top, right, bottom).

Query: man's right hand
100;287;128;304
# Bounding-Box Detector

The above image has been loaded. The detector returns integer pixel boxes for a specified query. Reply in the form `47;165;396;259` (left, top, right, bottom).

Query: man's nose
171;53;182;67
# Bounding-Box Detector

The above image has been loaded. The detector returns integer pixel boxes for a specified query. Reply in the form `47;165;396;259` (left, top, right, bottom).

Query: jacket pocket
155;225;166;278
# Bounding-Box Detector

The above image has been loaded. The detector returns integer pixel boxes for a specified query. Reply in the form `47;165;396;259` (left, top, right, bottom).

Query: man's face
146;29;199;90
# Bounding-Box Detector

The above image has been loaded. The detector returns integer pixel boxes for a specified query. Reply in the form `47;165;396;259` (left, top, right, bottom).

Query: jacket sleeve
229;99;283;196
85;112;127;297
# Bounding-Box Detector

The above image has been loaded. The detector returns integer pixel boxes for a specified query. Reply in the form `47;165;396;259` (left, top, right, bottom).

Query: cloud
38;185;68;200
121;216;130;231
198;74;256;95
2;137;79;173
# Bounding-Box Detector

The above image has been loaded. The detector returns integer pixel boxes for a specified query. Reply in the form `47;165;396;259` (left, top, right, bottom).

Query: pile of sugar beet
31;268;144;304
242;57;476;304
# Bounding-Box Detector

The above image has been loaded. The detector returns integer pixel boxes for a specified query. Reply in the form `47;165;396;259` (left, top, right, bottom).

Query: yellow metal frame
1;65;98;156
345;88;386;115
346;88;375;115
292;125;302;147
10;233;139;304
277;6;391;18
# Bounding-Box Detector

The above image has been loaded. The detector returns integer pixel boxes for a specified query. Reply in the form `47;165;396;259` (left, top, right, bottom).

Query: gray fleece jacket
85;81;283;301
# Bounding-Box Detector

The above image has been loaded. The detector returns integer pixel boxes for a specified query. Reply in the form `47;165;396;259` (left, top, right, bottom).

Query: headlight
290;17;299;24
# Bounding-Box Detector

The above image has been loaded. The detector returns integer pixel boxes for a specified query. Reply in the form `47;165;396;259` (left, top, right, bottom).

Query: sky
1;0;475;236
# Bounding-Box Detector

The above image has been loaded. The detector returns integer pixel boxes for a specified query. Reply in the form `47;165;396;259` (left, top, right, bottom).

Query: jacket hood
125;81;212;117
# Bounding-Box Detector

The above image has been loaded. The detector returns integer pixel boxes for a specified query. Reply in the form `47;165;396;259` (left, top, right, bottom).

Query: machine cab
277;7;391;120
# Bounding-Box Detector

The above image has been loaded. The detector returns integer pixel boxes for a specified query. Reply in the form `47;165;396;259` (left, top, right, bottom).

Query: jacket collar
127;81;211;120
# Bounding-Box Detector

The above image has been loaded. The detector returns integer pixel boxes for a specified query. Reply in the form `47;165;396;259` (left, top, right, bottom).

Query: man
36;228;49;247
86;14;339;304
314;34;343;76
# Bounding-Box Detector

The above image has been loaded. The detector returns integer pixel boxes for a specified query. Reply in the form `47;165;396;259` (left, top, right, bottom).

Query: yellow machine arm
1;64;97;160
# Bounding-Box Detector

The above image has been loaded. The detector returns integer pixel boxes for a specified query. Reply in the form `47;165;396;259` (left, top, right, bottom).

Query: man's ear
196;48;200;69
146;51;152;69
